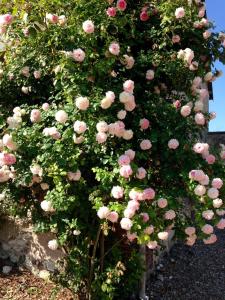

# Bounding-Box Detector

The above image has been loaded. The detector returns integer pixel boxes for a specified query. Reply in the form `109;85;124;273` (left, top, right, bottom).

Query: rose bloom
213;198;223;208
73;134;85;144
75;96;89;110
106;7;117;17
127;199;140;211
194;101;204;112
117;0;127;11
157;198;168;208
194;184;206;196
164;210;176;220
123;55;135;69
0;14;13;26
125;149;135;160
173;100;181;109
186;236;196;246
140;10;149;22
82;20;94;34
101;97;113;109
33;70;41;79
158;231;169;240
143;188;155;200
181;105;191;117
105;91;115;102
216;218;225;230
124;207;135;218
172;35;180;43
58;15;67;26
189;169;206;182
119;91;134;104
140;118;150;130
136;167;147;180
203;234;217;245
42;103;49;111
117;110;127;120
118;154;130;166
73;121;87;134
207;187;219;199
146;70;155;80
144;225;154;235
96;121;108;133
109;42;120;55
123;130;133;140
203;31;211;39
201;224;213;235
168;139;179;150
124;99;136;112
141;212;150;223
107;211;119;223
127;232;137;242
120;218;133;231
120;165;133;178
40;200;54;212
205;154;216;165
55;110;68;124
71;48;85;62
123;80;134;94
212;178;223;189
46;13;58;24
48;239;59;251
202;210;214;221
96;132;107;144
147;241;158;250
30;109;41;123
195;113;205;125
129;190;143;201
140;139;152;150
175;7;185;19
0;153;16;166
185;227;196;236
111;186;124;199
97;206;110;219
67;170;81;181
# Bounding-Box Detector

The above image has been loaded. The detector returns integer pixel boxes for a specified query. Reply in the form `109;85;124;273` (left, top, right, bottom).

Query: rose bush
0;0;225;298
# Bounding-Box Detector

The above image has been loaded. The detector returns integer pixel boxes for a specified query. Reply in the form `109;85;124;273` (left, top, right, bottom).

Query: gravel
147;230;225;300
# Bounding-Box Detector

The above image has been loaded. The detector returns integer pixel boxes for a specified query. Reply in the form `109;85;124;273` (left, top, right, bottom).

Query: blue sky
206;0;225;132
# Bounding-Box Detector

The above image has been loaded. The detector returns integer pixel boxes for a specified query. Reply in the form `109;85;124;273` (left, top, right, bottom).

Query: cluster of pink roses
45;13;66;26
193;142;216;165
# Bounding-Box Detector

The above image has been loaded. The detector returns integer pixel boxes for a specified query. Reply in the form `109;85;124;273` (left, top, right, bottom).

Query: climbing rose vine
0;0;225;298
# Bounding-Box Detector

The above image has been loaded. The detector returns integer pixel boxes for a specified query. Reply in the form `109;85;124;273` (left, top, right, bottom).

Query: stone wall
207;132;225;146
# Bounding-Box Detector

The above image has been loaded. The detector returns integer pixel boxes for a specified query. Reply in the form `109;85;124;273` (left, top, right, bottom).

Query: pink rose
120;218;133;230
213;198;223;208
96;132;107;144
202;210;214;221
157;198;168;208
147;241;158;249
75;97;89;110
195;113;205;125
172;35;180;43
140;10;149;22
140;118;150;130
158;231;169;240
71;49;85;62
194;185;206;196
189;170;205;182
203;234;217;245
146;70;154;80
216;219;225;229
33;70;41;79
67;170;81;181
180;105;191;117
129;190;143;201
168;139;179;150
0;153;16;166
42;103;49;111
97;206;110;219
175;7;185;19
201;224;213;235
124;207;136;218
119;91;134;104
73;121;87;134
30;109;41;123
123;80;134;94
123;55;135;69
107;211;119;223
125;149;135;160
144;225;154;235
212;178;223;189
164;210;176;220
127;199;140;211
185;227;196;236
140;139;152;150
46;13;58;24
96;121;108;133
109;42;120;55
117;110;127;120
111;186;124;199
117;0;127;11
106;7;117;17
173;100;181;109
140;212;149;222
0;14;13;26
119;165;133;178
123;130;133;140
82;20;94;34
118;154;131;166
127;232;137;242
205;154;216;165
136;167;147;180
207;188;219;199
143;188;155;200
55;110;68;124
